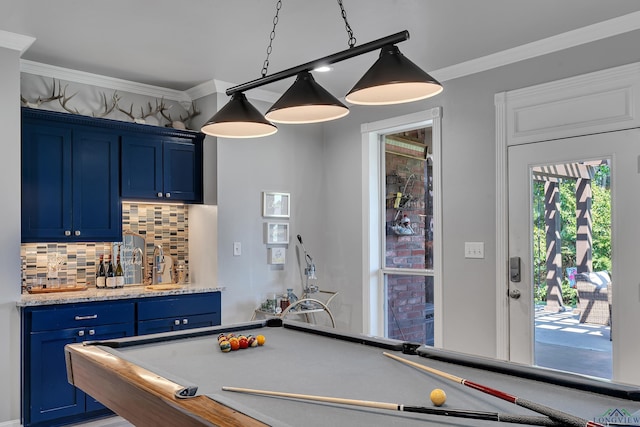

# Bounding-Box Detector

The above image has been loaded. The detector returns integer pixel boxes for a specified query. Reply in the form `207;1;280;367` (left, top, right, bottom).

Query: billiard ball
247;336;257;347
239;337;249;349
229;337;240;351
430;388;446;406
219;340;231;353
256;335;266;346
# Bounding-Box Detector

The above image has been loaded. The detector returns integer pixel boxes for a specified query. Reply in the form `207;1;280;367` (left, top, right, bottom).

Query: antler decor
20;79;63;108
117;98;170;124
160;101;200;129
93;92;121;118
21;78;199;129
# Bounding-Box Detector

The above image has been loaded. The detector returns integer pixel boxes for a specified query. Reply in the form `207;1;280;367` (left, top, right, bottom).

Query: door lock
509;256;521;282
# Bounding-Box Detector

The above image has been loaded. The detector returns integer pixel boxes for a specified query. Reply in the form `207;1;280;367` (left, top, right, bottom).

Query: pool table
65;319;640;427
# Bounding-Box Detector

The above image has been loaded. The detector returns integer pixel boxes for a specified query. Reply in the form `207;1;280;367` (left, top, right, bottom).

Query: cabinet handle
75;314;98;321
78;330;85;337
174;319;180;326
89;329;95;335
157;192;163;198
65;230;71;236
182;318;188;325
165;192;171;198
74;230;81;236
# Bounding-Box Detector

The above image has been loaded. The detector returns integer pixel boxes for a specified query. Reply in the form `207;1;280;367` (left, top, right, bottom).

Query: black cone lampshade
201;92;277;138
345;45;443;105
265;71;349;124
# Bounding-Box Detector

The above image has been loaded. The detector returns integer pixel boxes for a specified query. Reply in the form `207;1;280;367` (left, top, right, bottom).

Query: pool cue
222;386;564;426
382;352;604;427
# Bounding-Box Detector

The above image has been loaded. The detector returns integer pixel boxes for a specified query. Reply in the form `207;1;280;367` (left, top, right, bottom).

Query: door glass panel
532;160;612;379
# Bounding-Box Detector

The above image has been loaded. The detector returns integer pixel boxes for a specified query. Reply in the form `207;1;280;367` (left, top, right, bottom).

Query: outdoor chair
575;271;611;326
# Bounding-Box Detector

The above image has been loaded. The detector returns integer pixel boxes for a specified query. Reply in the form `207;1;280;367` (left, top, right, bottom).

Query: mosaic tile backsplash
21;203;189;289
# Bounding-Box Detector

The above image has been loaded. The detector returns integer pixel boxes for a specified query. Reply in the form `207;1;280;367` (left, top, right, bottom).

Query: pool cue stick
222;386;564;426
382;352;605;427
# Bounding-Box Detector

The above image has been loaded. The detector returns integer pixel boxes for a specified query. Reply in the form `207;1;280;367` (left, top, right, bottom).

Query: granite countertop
17;283;225;307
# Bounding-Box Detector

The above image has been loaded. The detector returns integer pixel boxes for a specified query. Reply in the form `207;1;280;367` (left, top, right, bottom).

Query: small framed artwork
268;247;286;265
263;192;290;218
266;222;289;244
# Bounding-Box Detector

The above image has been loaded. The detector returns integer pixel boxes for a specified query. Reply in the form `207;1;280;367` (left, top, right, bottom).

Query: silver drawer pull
75;314;98;321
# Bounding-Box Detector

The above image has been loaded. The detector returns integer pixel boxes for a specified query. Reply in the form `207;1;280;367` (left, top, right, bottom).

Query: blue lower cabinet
22;301;135;427
28;323;134;425
21;292;221;426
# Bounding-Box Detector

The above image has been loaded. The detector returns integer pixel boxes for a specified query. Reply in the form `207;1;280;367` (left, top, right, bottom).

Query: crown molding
20;59;192;103
187;79;280;103
0;30;35;54
431;11;640;83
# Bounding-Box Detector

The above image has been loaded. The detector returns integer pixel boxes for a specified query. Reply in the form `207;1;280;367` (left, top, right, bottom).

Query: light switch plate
465;242;484;259
233;242;241;256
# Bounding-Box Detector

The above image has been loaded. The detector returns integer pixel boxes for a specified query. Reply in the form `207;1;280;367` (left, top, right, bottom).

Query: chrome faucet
152;245;165;284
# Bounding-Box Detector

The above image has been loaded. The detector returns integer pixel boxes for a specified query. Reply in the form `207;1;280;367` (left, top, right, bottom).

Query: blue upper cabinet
121;131;203;203
21;109;122;243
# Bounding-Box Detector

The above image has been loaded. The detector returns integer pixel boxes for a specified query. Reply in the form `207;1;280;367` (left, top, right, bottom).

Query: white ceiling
3;0;640;97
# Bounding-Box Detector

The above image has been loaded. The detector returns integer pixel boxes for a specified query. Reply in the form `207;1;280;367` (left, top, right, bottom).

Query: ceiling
3;1;640;97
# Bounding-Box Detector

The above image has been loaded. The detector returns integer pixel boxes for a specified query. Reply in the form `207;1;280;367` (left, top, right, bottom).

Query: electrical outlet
464;242;484;259
233;242;241;256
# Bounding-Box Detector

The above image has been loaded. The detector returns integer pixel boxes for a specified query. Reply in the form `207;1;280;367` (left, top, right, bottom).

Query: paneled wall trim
500;62;640;146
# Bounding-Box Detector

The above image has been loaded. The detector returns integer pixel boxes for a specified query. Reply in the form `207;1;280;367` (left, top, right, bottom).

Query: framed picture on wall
266;222;289;244
263;192;290;218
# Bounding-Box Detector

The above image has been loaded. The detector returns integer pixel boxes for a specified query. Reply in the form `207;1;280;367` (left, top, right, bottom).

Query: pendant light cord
338;0;357;48
261;0;357;78
261;0;283;78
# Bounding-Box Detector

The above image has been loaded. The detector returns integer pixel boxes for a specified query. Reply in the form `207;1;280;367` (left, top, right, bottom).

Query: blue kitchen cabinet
21;292;221;426
21;108;121;243
22;301;135;427
121;132;203;203
137;292;221;335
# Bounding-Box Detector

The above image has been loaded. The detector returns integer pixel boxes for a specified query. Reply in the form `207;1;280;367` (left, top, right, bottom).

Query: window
362;108;441;344
382;128;434;345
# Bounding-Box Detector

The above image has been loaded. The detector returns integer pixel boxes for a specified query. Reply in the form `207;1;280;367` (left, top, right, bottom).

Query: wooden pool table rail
65;342;267;427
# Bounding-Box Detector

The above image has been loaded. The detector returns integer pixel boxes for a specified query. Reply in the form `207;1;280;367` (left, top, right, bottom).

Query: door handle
509;289;521;299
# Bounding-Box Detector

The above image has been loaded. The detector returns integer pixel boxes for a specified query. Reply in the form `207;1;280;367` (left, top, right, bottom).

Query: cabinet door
72;129;122;241
121;136;163;199
163;139;202;202
28;323;134;425
21;120;73;241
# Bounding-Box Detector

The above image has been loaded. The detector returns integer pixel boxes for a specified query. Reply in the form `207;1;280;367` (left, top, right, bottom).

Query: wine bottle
105;254;116;288
96;255;106;289
115;252;124;288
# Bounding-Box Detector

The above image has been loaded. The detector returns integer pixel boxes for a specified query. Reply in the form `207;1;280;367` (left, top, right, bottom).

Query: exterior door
507;129;640;385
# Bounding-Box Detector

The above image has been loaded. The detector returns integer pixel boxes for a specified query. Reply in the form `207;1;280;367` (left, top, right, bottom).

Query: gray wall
0;46;23;423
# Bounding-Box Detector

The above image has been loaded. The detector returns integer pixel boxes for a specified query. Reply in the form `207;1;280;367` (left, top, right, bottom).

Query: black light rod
225;30;410;96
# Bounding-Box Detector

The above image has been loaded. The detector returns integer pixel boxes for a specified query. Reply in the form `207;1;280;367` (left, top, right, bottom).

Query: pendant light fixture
201;0;442;139
265;71;349;124
345;45;443;105
201;92;277;138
